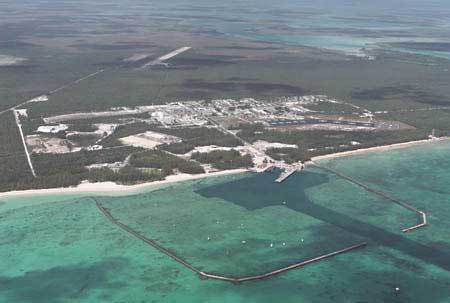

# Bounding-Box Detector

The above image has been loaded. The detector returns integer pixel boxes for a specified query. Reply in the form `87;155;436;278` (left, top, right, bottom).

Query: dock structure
253;164;274;173
200;242;367;283
274;163;304;183
142;47;191;68
94;199;366;283
275;167;297;183
402;211;427;233
311;163;428;233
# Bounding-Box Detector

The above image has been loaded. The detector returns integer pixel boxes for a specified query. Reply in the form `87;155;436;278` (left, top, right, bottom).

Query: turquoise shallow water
1;141;450;302
170;0;450;59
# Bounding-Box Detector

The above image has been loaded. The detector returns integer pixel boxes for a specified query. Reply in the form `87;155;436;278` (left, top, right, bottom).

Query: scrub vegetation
191;149;253;170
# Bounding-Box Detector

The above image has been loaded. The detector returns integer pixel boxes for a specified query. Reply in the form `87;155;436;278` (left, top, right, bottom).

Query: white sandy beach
310;137;449;162
1;137;448;199
0;168;249;198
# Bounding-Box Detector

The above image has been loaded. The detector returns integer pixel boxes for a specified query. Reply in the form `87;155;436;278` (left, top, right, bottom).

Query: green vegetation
2;4;450;194
20;117;45;135
380;110;450;136
0;111;34;186
304;102;358;114
351;86;450;106
0;142;211;192
33;147;139;176
88;166;165;184
266;147;305;164
67;123;98;133
0;146;138;192
238;123;428;162
191;150;253;170
130;150;205;174
67;133;101;147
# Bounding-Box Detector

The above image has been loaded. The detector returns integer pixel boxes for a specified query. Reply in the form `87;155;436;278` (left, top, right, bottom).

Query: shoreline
310;137;449;162
1;137;448;199
0;168;249;198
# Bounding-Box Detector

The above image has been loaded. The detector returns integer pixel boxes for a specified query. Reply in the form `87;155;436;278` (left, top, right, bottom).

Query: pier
274;163;304;183
143;47;191;67
275;167;297;183
94;198;366;283
200;242;367;283
253;164;274;173
311;163;427;233
402;211;427;233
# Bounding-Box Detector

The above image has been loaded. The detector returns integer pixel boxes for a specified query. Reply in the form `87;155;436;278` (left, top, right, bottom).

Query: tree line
191;149;253;170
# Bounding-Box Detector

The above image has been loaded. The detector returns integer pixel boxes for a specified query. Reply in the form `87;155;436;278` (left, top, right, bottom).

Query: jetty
200;242;367;283
94;198;366;283
275;167;297;182
311;162;428;233
275;162;304;183
143;47;191;68
402;211;427;233
253;164;274;173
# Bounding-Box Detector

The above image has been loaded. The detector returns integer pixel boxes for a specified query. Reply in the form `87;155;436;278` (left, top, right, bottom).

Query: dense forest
130;150;205;174
0;144;209;192
33;146;140;176
0;146;140;192
0;146;161;192
191;149;253;170
87;166;165;184
238;123;429;162
0;111;35;186
0;113;439;192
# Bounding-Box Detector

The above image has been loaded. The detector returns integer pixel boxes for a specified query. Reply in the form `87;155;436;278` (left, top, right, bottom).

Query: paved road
0;68;106;117
269;118;375;128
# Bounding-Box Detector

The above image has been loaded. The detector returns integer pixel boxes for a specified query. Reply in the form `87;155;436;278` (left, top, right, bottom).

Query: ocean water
163;0;450;59
1;141;450;302
5;0;450;60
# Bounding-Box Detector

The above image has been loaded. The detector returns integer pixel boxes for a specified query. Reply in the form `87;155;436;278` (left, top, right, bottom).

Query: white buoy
207;236;211;241
242;240;246;244
395;287;400;292
282;201;287;205
282;242;286;246
270;243;274;248
301;238;304;242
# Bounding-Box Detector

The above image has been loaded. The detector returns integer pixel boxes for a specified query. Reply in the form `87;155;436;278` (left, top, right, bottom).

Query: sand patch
119;131;181;149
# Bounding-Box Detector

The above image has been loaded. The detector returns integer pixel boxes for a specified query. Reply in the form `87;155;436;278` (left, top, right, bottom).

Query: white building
37;124;68;133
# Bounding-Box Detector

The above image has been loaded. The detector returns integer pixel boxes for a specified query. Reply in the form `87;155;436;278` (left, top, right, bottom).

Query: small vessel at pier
274;163;304;183
275;168;297;183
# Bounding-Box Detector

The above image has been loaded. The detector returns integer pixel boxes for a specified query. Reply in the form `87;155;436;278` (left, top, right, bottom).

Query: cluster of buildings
42;95;370;131
34;94;381;159
137;95;354;128
189;97;312;122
